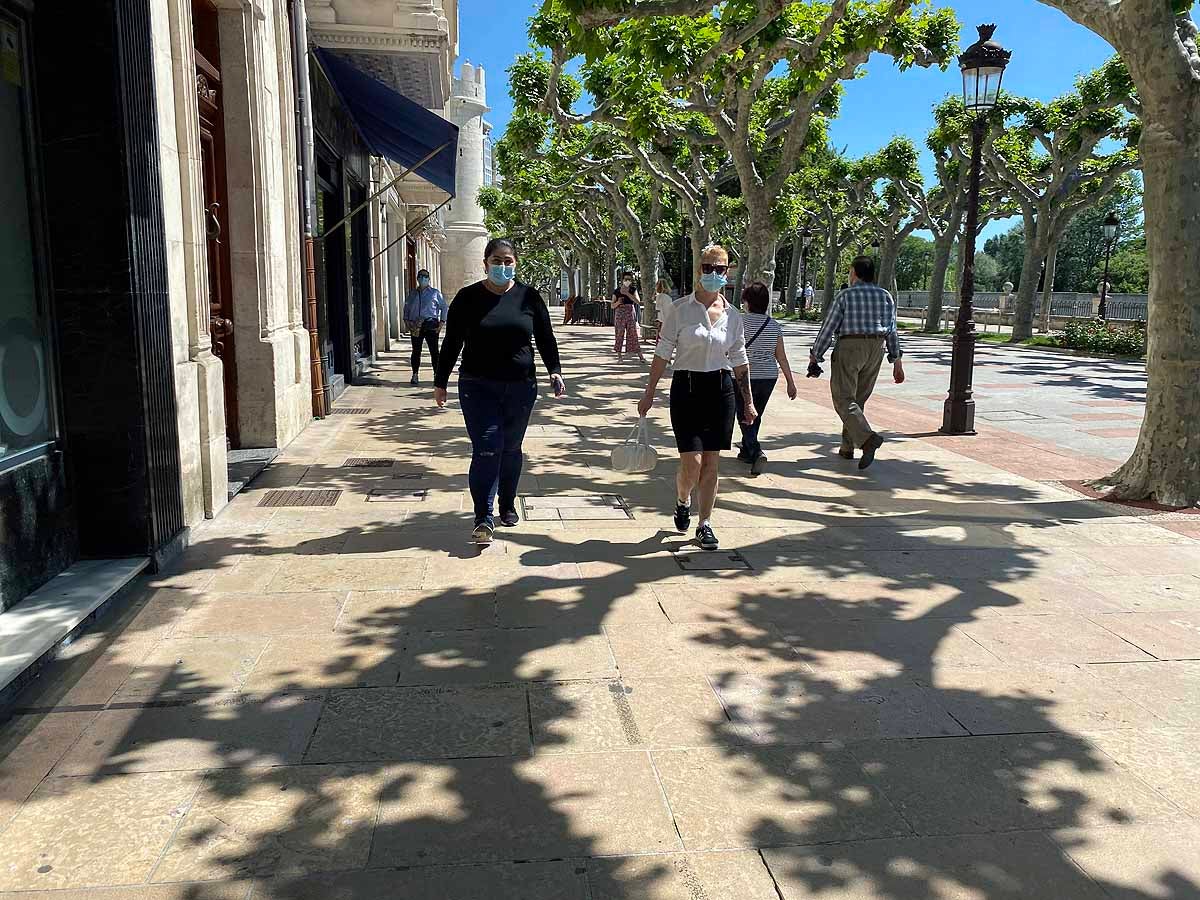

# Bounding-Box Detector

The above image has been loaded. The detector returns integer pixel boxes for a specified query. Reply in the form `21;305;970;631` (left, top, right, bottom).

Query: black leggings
411;322;440;374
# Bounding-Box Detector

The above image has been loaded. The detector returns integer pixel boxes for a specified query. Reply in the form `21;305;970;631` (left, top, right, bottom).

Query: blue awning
314;48;458;197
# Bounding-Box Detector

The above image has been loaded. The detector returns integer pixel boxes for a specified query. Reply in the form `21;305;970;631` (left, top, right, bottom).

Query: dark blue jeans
458;375;538;522
735;377;777;459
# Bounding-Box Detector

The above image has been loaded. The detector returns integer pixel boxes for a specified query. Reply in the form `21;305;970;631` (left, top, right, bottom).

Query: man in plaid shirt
809;256;906;469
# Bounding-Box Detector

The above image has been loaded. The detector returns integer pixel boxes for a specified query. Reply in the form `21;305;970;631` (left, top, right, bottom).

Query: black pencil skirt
669;369;736;453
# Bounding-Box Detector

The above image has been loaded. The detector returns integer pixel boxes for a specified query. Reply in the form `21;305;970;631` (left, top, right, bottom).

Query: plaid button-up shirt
810;283;902;363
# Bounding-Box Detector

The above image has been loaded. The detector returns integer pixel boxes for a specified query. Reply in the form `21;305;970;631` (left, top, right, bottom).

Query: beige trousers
830;337;885;450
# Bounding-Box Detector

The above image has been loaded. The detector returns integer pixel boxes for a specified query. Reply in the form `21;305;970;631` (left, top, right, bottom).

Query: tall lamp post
799;227;813;312
1098;211;1118;320
942;24;1011;436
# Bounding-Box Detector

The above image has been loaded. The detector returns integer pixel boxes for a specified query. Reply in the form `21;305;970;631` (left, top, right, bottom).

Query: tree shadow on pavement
0;331;1194;900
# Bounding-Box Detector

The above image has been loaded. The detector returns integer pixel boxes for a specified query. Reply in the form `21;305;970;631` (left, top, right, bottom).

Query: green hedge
1060;318;1146;357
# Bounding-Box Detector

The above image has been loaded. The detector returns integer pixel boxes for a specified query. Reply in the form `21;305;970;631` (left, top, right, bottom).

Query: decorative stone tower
441;61;490;294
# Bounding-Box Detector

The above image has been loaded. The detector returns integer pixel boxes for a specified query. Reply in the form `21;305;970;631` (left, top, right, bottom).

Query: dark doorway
192;0;238;447
348;181;371;372
315;156;350;399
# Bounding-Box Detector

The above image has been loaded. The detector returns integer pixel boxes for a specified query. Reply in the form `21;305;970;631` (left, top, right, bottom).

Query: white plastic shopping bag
611;416;658;474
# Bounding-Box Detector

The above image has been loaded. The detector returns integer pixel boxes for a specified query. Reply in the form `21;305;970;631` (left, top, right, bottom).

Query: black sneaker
696;523;719;551
859;433;884;470
410;373;419;386
673;501;691;533
498;509;519;527
750;452;768;476
838;448;855;460
471;517;495;544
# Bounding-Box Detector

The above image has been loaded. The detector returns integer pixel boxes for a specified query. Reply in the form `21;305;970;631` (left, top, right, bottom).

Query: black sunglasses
700;263;729;275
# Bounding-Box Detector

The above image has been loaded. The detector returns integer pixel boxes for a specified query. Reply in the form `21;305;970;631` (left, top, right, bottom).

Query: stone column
440;62;490;294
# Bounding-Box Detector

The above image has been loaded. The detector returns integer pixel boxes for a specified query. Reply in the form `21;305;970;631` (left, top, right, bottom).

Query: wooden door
193;0;238;446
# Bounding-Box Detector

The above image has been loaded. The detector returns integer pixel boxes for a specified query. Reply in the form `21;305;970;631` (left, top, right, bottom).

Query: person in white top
637;245;756;551
653;279;673;336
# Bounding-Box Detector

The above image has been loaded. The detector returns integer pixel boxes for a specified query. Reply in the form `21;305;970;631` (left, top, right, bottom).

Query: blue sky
457;1;1126;240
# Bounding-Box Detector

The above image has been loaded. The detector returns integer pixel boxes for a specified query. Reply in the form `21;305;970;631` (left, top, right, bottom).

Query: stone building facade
305;0;488;336
0;0;314;618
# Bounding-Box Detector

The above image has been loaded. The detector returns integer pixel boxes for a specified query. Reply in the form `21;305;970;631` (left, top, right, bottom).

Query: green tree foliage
530;0;958;287
1050;174;1144;292
895;236;934;291
983;55;1141;339
983;225;1027;290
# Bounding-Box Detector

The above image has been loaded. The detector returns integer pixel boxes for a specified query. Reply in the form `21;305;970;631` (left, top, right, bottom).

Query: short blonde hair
700;244;729;263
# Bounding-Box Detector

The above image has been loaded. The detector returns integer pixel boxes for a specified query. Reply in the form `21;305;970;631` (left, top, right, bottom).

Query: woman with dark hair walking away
637;245;756;551
435;238;566;544
611;271;647;363
736;281;798;475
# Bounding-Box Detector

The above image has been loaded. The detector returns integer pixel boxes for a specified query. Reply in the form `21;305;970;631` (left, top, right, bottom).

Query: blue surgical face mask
700;271;728;293
488;264;516;286
418;276;430;287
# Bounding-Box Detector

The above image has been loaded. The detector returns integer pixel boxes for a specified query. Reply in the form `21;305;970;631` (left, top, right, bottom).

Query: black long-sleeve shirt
434;280;562;389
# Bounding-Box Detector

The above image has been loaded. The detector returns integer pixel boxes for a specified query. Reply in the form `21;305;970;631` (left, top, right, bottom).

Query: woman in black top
434;238;565;544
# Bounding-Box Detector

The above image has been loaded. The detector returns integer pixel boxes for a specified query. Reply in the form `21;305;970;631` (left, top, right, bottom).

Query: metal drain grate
519;494;633;522
258;489;342;508
330;408;372;416
672;549;752;572
367;488;428;502
343;458;395;468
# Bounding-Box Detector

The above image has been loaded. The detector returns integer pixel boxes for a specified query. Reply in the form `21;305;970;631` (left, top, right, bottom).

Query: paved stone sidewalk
0;328;1198;899
782;322;1148;473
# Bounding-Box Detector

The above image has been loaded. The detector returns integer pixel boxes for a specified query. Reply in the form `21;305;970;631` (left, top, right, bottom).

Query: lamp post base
941;398;976;436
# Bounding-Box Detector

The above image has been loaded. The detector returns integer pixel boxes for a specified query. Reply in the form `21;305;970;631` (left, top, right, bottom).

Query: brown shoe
859;434;883;470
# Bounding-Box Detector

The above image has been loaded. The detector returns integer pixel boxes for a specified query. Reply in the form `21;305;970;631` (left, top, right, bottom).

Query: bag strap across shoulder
745;317;773;349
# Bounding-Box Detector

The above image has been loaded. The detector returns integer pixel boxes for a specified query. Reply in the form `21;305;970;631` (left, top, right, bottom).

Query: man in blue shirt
809;255;905;469
403;269;446;386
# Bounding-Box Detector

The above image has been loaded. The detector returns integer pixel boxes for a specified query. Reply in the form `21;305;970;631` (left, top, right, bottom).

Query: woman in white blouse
637;245;757;551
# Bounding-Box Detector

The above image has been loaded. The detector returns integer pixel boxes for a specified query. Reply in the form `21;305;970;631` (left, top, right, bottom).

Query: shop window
0;11;55;471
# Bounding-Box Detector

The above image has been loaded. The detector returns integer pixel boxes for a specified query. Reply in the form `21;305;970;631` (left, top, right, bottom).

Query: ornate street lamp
800;227;813;312
942;24;1011;436
1098;211;1119;320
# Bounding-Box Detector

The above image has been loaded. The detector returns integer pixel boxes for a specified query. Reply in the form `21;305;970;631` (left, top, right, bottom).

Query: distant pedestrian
404;269;446;386
563;295;577;326
435;238;565;544
638;245;756;551
735;281;798;475
803;282;815;310
611;271;647;363
808;255;904;469
653;279;673;337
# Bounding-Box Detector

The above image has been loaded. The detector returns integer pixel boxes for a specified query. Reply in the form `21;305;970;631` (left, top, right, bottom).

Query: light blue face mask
418;276;430;287
488;264;516;286
700;271;728;293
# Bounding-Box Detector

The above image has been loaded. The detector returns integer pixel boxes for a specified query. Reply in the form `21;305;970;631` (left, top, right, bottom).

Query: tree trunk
742;206;778;291
785;231;803;314
1038;238;1060;334
924;231;954;332
1011;238;1044;341
689;228;707;295
822;236;839;315
1093;105;1200;507
879;236;901;299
